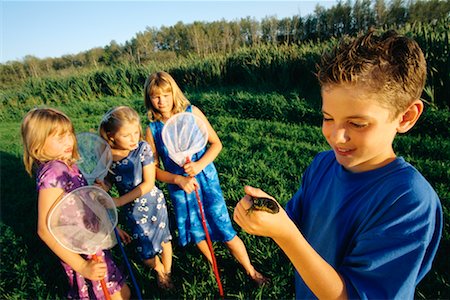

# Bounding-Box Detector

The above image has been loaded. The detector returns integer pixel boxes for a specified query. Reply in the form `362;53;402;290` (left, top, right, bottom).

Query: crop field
1;20;449;298
1;86;449;299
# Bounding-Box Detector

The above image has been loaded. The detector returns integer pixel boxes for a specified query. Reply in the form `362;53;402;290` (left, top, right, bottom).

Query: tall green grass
2;20;449;123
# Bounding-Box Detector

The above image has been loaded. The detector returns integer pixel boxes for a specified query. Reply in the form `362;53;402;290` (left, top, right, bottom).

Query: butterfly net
162;112;208;167
76;132;112;185
47;186;117;255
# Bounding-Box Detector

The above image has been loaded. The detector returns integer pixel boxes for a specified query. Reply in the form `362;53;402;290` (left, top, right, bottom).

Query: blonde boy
234;30;442;299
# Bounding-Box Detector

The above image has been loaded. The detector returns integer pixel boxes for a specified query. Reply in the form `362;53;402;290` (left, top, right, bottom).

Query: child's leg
161;241;173;274
111;283;131;300
143;256;164;274
145;251;174;289
196;240;213;264
224;235;269;286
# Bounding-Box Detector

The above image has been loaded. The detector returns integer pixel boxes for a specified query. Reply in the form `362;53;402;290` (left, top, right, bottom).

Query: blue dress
149;105;236;246
286;151;442;299
109;141;172;260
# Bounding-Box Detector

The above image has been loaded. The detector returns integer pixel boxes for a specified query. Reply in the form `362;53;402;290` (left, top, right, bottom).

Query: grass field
1;88;449;299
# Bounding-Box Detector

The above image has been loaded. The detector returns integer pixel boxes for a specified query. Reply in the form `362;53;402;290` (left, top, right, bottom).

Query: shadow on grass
0;151;68;298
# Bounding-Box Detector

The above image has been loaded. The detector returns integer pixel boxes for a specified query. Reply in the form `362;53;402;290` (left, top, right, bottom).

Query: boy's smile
321;85;400;173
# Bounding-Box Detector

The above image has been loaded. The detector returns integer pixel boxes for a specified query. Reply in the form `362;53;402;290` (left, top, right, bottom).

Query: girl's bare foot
157;272;174;290
249;270;270;287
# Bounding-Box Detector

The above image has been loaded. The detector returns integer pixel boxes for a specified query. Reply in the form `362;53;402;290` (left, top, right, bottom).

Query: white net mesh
47;186;117;254
76;132;113;185
162;112;208;167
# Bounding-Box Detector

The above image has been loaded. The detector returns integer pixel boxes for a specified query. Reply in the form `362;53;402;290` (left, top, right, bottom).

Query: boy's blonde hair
21;107;79;176
99;106;143;147
143;71;190;121
317;29;427;119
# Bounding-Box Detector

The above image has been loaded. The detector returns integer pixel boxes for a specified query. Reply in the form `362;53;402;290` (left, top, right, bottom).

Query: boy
233;30;442;299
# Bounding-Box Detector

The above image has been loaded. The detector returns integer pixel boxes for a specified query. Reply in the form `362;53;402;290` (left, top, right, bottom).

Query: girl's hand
175;175;199;194
94;179;110;192
233;186;291;239
79;257;108;281
183;161;203;176
117;228;132;245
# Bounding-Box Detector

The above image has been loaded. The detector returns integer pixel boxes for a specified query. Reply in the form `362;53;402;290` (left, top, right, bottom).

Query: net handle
92;253;111;300
186;157;223;297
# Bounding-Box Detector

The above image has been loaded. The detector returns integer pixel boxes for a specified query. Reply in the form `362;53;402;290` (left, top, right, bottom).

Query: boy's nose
332;128;349;144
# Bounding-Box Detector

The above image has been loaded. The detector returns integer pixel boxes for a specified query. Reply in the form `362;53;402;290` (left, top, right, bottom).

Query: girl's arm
114;162;155;207
38;187;108;281
234;186;348;300
183;105;222;176
94;176;112;192
145;126;198;194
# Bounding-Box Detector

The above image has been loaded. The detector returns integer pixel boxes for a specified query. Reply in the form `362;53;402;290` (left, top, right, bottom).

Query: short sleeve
140;141;155;167
285;188;303;227
340;187;442;299
285;159;315;226
37;161;74;191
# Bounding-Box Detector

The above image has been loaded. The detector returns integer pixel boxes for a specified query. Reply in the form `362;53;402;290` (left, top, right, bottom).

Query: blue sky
1;1;337;63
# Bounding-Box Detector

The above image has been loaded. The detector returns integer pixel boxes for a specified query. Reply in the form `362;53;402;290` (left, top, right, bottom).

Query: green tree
261;16;279;45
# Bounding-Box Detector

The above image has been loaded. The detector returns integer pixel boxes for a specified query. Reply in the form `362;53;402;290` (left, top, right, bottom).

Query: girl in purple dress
21;108;130;300
98;106;173;290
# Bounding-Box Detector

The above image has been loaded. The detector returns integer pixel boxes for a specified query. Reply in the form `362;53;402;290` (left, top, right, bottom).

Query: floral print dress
37;160;126;299
109;141;172;260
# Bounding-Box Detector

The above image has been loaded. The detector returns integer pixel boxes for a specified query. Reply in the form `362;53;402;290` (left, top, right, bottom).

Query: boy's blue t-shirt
286;150;442;299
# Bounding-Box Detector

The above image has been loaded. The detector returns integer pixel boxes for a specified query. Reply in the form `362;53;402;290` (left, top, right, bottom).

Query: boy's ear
397;100;424;133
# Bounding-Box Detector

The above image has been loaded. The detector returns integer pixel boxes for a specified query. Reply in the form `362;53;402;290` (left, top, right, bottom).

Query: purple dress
37;160;126;300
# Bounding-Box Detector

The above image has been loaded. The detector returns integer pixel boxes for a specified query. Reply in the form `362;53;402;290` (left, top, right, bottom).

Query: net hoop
161;112;208;167
47;186;118;255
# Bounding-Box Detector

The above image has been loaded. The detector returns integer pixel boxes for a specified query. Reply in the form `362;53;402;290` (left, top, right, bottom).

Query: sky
1;0;337;63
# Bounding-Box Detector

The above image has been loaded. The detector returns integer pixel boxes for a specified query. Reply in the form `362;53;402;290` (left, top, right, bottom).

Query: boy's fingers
237;195;253;211
244;185;273;200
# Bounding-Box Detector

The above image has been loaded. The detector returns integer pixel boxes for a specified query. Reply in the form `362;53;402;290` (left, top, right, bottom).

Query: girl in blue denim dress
144;71;268;286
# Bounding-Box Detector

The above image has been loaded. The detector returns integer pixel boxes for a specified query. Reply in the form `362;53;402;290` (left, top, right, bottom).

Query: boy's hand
175;175;199;194
183;161;202;176
234;186;290;239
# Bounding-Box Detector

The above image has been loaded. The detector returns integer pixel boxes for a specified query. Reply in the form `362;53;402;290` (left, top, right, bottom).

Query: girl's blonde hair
143;71;190;121
99;106;143;147
21;107;79;176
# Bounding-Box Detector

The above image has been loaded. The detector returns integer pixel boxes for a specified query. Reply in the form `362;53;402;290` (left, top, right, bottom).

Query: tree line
1;0;449;89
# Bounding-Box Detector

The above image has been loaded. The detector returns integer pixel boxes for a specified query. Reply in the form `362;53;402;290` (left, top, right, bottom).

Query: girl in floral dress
98;106;173;289
21;107;130;299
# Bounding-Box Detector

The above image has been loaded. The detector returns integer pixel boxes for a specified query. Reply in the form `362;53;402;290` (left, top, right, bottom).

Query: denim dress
149;105;236;246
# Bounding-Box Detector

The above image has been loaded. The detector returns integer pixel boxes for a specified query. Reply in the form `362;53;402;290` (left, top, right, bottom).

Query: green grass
1;89;449;299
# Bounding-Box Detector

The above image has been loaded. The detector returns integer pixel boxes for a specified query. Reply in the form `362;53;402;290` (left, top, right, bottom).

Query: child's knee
143;257;157;268
112;283;131;300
